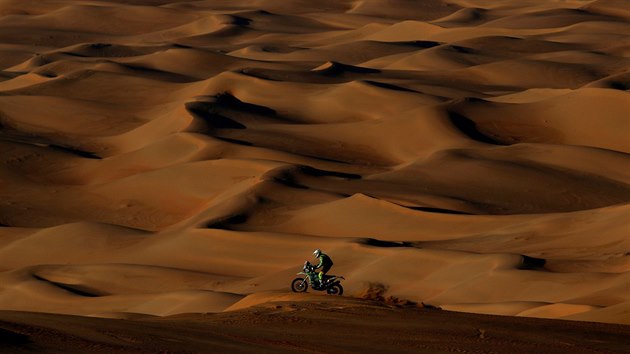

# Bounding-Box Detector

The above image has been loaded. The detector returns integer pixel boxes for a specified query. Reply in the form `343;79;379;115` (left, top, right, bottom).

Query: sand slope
2;299;630;353
0;0;629;333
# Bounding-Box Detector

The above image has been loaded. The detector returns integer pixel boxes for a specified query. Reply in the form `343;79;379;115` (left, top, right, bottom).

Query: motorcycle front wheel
291;277;308;292
326;283;343;296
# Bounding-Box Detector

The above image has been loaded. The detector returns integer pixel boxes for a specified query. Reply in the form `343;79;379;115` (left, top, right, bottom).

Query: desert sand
2;297;630;353
0;0;629;352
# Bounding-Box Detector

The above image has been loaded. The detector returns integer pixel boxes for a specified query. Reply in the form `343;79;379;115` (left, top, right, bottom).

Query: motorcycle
291;261;344;295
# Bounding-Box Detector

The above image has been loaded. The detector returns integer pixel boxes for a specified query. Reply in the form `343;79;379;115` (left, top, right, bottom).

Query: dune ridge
0;0;629;331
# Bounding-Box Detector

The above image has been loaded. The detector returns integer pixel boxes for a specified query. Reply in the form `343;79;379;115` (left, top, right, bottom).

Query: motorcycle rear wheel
327;283;343;296
291;278;308;292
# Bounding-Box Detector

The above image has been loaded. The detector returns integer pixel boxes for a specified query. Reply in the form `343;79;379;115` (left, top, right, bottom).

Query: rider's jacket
316;253;333;269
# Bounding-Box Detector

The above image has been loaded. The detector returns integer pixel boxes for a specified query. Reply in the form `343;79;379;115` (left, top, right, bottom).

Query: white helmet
313;249;321;258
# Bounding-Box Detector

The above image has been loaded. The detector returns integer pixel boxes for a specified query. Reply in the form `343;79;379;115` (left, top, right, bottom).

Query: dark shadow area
421;302;442;310
363;80;416;92
32;275;106;297
214;137;253;146
89;43;111;50
0;327;31;346
258;45;302;53
317;62;381;76
118;63;196;83
186;101;247;129
0;71;20;80
49;145;101;159
299;166;362;180
609;81;629;90
518;255;547;270
395;40;441;49
206;213;249;229
449;45;478;54
358;238;413;248
213;92;277;116
36;71;57;78
405;206;471;215
172;43;192;49
460;97;488;103
62;43;112;57
230;16;252;26
272;171;309;190
447;111;504;145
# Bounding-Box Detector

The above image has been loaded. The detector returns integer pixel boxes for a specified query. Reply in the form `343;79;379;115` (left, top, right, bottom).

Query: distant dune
1;0;629;351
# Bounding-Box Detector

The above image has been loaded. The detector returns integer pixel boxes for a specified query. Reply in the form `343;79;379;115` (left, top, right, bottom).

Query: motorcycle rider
313;249;333;287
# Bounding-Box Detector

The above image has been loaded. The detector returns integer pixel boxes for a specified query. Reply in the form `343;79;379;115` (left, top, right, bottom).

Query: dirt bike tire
291;278;308;292
327;283;343;296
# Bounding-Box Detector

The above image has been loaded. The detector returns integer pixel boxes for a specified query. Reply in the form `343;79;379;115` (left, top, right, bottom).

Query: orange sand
0;0;629;336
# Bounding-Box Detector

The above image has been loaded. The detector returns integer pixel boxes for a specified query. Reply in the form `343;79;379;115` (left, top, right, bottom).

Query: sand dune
0;1;629;349
450;89;630;151
2;301;629;354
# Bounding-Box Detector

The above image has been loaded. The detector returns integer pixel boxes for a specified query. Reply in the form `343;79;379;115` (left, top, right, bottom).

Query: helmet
313;249;321;258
